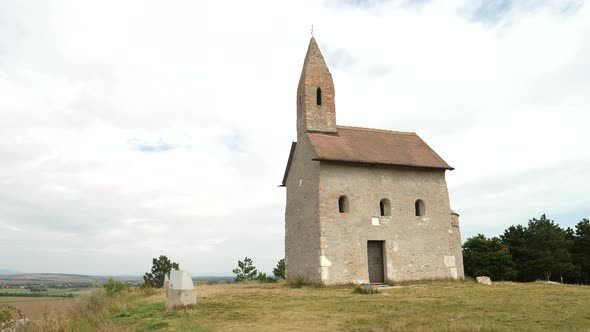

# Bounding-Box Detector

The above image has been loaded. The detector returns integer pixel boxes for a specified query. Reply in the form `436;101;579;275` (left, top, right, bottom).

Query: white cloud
0;0;588;275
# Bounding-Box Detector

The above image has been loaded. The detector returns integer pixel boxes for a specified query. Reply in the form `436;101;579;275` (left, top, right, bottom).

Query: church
281;37;464;285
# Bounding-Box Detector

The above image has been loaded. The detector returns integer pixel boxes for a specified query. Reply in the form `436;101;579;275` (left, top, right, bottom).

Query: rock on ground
476;276;492;285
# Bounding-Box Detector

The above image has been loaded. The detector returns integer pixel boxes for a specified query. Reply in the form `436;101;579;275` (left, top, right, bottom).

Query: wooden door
367;241;384;283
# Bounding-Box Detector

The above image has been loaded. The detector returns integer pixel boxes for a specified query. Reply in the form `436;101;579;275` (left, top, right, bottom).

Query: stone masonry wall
317;162;464;284
451;213;465;278
284;135;321;282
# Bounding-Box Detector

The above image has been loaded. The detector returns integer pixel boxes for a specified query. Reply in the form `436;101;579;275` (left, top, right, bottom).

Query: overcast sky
0;0;588;276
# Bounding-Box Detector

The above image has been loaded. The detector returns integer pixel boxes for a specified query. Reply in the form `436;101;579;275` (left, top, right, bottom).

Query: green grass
102;281;590;331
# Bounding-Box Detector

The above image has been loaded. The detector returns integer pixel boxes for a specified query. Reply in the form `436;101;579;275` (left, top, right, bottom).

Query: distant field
0;288;83;295
96;281;590;331
0;287;95;322
3;298;74;320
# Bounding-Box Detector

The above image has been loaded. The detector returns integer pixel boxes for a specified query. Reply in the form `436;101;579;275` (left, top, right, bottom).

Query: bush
0;304;24;330
352;285;380;295
103;278;127;296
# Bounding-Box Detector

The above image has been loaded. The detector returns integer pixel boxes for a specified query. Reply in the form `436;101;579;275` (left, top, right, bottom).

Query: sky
0;0;589;276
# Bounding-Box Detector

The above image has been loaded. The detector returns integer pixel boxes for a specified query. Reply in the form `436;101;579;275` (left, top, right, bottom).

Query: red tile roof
307;126;453;170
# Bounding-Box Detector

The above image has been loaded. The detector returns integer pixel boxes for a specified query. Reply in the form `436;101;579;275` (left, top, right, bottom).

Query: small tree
273;258;285;280
143;255;180;288
232;257;258;282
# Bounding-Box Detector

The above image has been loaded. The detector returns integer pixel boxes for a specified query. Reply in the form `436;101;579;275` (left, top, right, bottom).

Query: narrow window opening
316;87;322;105
415;199;425;217
379;199;391;216
338;195;349;213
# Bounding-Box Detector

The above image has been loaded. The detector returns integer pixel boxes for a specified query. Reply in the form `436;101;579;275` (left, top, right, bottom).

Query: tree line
463;214;590;284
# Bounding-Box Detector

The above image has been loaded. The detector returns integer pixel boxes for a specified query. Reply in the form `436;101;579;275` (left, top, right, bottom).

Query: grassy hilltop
22;280;590;331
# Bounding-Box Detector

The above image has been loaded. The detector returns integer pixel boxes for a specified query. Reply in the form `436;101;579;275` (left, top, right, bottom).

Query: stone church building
281;37;464;285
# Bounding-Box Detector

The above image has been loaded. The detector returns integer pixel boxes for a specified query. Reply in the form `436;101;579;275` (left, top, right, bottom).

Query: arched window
415;199;425;217
338;195;349;213
379;199;391;216
316;87;322;105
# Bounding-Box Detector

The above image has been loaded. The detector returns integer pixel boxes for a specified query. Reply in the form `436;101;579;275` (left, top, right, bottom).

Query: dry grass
31;280;590;331
3;298;73;320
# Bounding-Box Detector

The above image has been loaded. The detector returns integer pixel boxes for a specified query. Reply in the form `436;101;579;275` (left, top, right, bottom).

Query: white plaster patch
320;266;330;280
450;267;458;279
444;255;456;268
447;229;453;234
392;242;399;252
320;255;332;267
298;178;302;187
371;217;380;226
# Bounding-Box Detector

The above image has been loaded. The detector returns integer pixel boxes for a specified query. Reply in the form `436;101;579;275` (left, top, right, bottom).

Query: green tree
142;255;180;288
273;258;285;280
572;218;590;284
232;257;258;282
501;224;531;281
526;214;575;282
503;214;575;282
463;234;517;280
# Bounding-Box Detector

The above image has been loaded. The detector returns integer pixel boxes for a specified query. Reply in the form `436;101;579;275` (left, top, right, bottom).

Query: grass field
95;280;590;331
12;280;590;331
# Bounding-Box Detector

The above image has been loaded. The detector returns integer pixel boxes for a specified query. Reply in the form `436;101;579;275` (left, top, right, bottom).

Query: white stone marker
166;270;196;310
163;273;170;297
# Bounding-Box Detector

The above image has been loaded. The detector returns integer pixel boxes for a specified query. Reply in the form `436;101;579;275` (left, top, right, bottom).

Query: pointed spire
296;37;337;139
301;37;329;72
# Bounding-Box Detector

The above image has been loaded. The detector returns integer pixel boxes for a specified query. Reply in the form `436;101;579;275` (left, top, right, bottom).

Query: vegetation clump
0;304;24;330
103;278;127;296
352;285;380;295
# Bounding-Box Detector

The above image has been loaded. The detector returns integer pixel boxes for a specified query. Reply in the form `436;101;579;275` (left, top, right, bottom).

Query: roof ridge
336;125;416;136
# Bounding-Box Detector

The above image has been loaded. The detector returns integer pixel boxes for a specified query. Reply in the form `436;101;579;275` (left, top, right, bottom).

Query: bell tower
296;37;337;140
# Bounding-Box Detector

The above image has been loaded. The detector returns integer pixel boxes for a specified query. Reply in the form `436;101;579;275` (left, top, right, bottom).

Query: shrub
352;285;380;295
103;278;127;296
0;304;24;330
